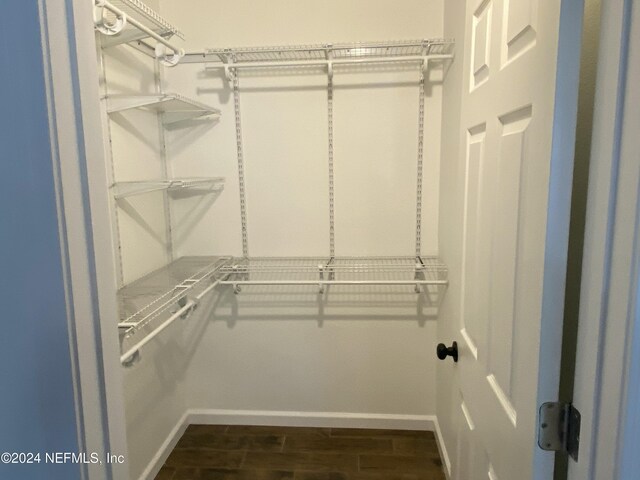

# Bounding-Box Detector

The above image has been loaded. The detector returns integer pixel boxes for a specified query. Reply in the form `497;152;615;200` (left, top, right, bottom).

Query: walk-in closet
82;0;583;478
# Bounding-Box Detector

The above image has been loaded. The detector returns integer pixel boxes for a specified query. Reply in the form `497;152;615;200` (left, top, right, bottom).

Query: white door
449;0;583;478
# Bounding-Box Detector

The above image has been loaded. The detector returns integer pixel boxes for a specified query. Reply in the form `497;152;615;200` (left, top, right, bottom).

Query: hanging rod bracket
94;0;127;36
225;65;235;82
176;295;198;319
155;44;186;67
118;325;140;368
121;349;141;368
318;264;325;293
224;50;236;82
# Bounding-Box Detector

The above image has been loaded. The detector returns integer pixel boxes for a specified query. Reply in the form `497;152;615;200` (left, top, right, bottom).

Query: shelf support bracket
421;57;429;74
421;41;431;73
318;264;325;294
224;51;235;82
414;262;424;294
224;66;234;82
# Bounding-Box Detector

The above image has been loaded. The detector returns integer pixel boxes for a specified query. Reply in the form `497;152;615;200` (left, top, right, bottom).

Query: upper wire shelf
102;0;183;42
106;93;221;125
212;39;453;62
182;39;455;69
111;177;225;199
94;0;185;65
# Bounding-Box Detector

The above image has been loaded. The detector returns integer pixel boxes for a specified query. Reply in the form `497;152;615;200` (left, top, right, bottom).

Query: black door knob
436;341;458;362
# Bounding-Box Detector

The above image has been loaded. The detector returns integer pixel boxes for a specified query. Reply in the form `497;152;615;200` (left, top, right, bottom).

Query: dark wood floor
155;425;446;480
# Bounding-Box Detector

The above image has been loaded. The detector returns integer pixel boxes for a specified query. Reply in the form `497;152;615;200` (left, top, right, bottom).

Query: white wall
186;288;438;414
159;0;445;420
121;322;188;479
164;0;444;51
161;0;444;259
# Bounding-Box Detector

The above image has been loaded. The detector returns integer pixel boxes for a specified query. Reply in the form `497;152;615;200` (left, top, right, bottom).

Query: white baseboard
139;409;446;480
139;411;189;480
432;416;452;479
188;409;436;431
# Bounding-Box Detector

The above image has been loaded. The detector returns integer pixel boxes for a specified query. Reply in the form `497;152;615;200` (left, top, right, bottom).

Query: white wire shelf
220;256;448;293
106;94;221;125
183;39;455;67
96;0;183;46
117;255;447;365
111;177;225;199
118;256;232;365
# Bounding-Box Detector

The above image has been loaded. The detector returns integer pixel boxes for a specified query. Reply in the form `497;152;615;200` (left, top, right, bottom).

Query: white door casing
450;0;583;478
39;1;131;479
569;0;640;477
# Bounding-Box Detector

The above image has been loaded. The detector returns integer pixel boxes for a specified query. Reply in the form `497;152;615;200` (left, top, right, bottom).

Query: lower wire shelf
117;255;447;366
112;177;225;199
117;256;231;365
219;256;448;293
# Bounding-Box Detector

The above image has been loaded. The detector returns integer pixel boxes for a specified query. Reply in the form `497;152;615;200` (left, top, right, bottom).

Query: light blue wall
0;1;81;479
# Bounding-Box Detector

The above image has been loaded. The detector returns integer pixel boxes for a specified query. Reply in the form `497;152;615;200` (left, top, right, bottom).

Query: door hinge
538;402;581;462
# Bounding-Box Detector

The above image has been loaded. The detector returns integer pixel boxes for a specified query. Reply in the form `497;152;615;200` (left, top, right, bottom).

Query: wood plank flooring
155;425;446;480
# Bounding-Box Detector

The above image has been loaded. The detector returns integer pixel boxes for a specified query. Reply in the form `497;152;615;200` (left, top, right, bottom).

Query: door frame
569;0;640;478
39;0;129;479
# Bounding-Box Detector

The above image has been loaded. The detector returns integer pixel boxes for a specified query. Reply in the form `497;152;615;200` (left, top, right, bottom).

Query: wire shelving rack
106;94;221;125
107;38;455;365
111;177;225;199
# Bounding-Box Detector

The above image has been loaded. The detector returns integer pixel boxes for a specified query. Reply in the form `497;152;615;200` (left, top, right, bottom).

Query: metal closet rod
205;55;453;70
95;0;184;59
221;279;448;286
